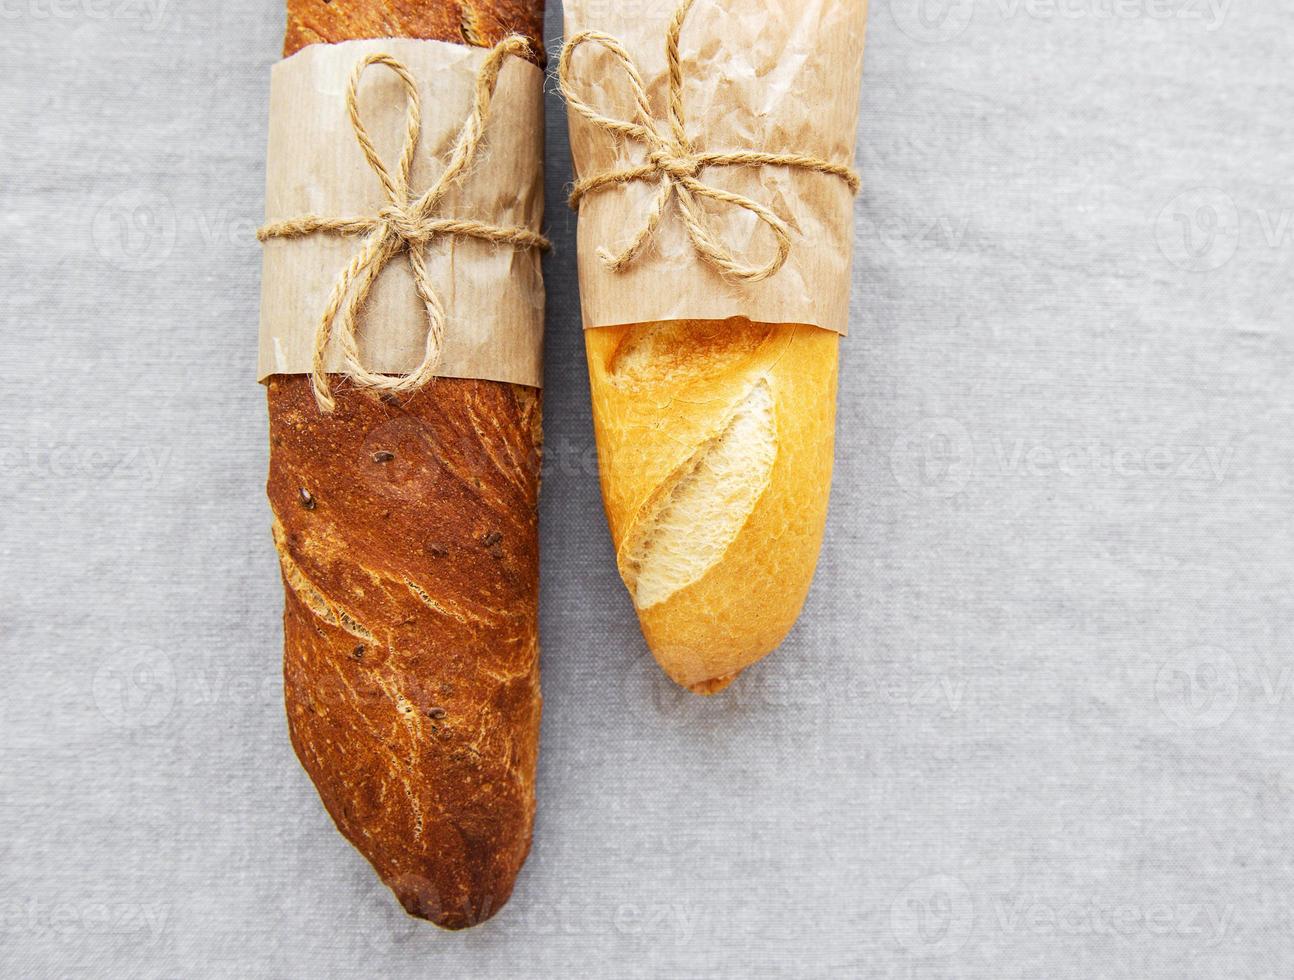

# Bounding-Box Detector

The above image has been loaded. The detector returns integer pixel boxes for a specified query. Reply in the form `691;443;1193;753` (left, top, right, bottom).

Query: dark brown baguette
267;0;545;930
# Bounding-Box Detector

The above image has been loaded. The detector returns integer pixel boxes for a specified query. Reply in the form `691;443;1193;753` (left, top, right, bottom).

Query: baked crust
268;0;545;930
285;0;543;60
585;319;839;692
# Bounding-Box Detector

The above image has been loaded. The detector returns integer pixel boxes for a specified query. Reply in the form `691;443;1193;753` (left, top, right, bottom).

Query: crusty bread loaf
267;0;545;930
284;0;543;58
585;318;838;694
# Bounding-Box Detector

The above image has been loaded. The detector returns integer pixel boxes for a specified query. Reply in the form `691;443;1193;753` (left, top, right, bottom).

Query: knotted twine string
557;0;861;285
258;36;550;413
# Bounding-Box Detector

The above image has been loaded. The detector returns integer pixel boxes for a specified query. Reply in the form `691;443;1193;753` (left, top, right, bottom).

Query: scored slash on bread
620;378;777;611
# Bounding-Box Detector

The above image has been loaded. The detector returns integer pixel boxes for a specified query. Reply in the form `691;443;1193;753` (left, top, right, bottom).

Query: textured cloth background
1;1;1291;976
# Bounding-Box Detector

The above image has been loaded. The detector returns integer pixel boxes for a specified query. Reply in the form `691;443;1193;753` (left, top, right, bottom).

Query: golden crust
269;0;545;931
585;319;839;692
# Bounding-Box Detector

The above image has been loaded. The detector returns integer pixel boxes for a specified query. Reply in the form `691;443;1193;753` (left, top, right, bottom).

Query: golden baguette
586;318;838;693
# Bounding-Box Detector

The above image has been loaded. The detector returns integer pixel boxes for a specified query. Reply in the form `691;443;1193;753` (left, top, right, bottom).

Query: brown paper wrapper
258;39;545;387
563;0;867;336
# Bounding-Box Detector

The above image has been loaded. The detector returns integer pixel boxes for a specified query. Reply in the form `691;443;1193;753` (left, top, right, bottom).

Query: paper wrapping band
257;38;547;403
561;0;869;336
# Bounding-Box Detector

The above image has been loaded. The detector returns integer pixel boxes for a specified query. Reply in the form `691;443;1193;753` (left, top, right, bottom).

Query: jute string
557;0;861;285
258;36;550;413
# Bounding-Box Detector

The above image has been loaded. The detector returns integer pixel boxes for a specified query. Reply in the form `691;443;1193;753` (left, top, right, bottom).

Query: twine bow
258;37;549;412
557;0;861;285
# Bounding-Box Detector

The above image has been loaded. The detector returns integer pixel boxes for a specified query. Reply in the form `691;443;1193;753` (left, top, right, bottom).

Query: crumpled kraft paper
258;38;545;387
564;0;867;335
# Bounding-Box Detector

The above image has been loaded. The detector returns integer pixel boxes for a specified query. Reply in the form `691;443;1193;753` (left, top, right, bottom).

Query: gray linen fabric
0;0;1290;976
